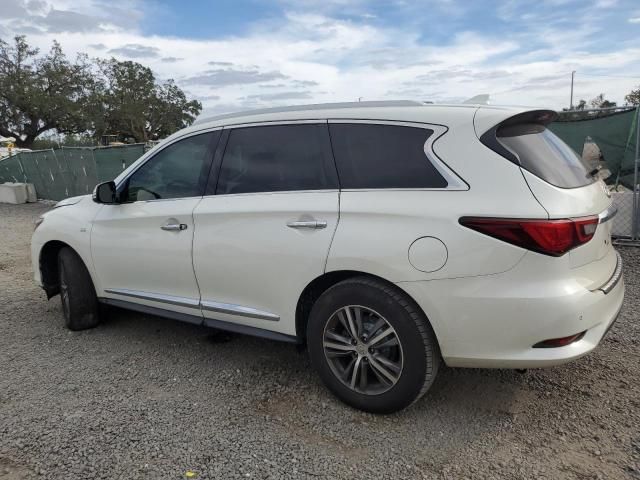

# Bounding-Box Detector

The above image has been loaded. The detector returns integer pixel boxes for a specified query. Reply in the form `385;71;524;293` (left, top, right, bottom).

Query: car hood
54;194;90;208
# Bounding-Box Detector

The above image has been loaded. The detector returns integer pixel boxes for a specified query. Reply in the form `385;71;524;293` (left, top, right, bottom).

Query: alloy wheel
323;305;403;395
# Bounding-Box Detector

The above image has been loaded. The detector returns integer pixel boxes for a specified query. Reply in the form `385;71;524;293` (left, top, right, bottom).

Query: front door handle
161;223;188;231
286;220;327;230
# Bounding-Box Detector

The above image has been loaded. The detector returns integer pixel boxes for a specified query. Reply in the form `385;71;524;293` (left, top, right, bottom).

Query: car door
192;122;339;337
92;130;220;319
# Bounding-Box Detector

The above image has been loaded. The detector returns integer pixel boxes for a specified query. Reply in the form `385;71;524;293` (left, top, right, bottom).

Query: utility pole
569;70;576;110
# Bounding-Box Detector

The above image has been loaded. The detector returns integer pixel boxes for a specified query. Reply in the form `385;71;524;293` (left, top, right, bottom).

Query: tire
307;276;440;414
57;247;100;331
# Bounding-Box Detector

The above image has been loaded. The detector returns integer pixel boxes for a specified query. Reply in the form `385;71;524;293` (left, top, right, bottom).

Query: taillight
459;216;599;256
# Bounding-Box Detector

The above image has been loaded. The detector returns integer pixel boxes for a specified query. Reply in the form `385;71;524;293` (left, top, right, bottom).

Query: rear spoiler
478;109;558;165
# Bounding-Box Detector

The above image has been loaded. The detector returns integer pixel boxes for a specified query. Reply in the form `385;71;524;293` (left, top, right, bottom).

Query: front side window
124;131;218;202
328;123;447;189
216;124;338;195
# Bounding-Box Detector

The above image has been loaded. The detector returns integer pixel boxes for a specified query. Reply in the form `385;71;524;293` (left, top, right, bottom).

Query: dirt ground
0;202;638;479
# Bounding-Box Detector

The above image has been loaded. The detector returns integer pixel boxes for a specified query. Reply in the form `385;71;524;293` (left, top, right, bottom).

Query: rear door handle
161;223;188;231
286;220;327;230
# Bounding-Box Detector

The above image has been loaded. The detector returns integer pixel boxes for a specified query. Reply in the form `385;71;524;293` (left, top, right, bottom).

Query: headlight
34;216;44;231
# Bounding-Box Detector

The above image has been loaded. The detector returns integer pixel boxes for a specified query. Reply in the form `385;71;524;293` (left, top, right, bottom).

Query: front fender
31;196;103;295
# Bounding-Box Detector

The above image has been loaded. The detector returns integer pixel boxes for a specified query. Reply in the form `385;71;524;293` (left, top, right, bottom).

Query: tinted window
124;132;217;202
216;124;337;194
497;124;594;189
329;124;447;189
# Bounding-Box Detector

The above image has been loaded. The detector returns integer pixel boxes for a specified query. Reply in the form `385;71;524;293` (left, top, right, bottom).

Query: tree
576;99;586;110
625;86;640;106
0;36;96;148
96;59;202;143
0;36;202;147
148;80;202;140
590;93;617;109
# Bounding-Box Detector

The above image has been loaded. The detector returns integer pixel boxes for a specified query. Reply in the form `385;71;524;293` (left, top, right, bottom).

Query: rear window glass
329;124;447;189
497;123;594;189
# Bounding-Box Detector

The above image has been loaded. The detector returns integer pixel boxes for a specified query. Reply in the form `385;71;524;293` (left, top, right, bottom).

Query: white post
569;71;575;110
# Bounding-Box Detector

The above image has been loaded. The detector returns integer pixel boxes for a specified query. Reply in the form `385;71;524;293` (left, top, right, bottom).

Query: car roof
184;101;533;133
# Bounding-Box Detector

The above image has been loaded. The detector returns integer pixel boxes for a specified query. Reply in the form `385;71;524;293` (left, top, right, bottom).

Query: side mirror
92;181;117;204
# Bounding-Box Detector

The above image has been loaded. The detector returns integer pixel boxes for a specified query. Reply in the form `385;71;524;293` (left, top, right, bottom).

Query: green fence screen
0;154;26;183
0;144;144;201
550;108;638;189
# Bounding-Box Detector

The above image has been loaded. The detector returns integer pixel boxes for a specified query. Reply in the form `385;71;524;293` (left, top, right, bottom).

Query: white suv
31;101;624;413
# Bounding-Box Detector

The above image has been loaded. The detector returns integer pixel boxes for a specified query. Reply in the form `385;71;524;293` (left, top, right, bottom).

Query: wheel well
295;270;430;344
39;240;72;299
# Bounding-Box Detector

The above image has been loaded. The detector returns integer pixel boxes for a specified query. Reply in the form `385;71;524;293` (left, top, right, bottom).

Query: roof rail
193;100;425;125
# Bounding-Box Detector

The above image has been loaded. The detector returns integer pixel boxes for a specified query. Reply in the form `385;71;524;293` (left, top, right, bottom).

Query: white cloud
594;0;618;7
0;0;144;33
2;0;639;116
629;16;640;23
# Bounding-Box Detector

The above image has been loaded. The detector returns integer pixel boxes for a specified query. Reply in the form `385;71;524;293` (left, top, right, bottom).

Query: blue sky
144;0;638;47
2;0;640;115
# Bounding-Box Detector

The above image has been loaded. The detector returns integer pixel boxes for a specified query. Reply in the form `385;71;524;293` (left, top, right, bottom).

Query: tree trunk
13;135;36;149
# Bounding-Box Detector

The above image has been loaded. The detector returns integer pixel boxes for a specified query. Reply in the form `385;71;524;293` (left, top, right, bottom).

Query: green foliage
95;59;158;143
0;36;202;148
0;36;96;148
150;79;202;141
625;87;640;106
560;94;626;120
95;60;202;143
590;93;617;109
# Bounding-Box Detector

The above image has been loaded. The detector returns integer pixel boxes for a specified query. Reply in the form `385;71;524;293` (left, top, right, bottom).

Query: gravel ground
0;202;638;480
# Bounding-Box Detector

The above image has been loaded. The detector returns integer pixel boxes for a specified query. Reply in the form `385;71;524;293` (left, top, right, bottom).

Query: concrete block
25;183;37;202
0;182;28;204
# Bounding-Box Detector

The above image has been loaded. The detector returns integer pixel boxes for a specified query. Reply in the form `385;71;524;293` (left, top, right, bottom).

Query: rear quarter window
328;123;448;189
496;123;595;189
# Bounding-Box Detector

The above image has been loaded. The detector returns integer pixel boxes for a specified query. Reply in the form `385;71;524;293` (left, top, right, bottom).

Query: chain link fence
0;144;144;201
610;191;638;239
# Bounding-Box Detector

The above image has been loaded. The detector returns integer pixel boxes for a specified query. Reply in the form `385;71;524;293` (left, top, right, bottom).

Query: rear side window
328;124;447;189
216;124;338;194
496;124;594;189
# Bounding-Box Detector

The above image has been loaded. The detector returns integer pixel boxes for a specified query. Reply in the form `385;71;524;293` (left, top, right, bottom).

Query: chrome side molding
104;288;200;308
200;300;280;321
599;204;618;224
99;297;296;343
104;288;280;321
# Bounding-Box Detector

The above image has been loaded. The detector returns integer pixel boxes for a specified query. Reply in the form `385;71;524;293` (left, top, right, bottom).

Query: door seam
190;196;205;318
324;119;341;273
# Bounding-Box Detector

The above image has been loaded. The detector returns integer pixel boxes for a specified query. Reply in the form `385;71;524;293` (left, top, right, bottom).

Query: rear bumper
397;249;625;369
592;251;623;294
